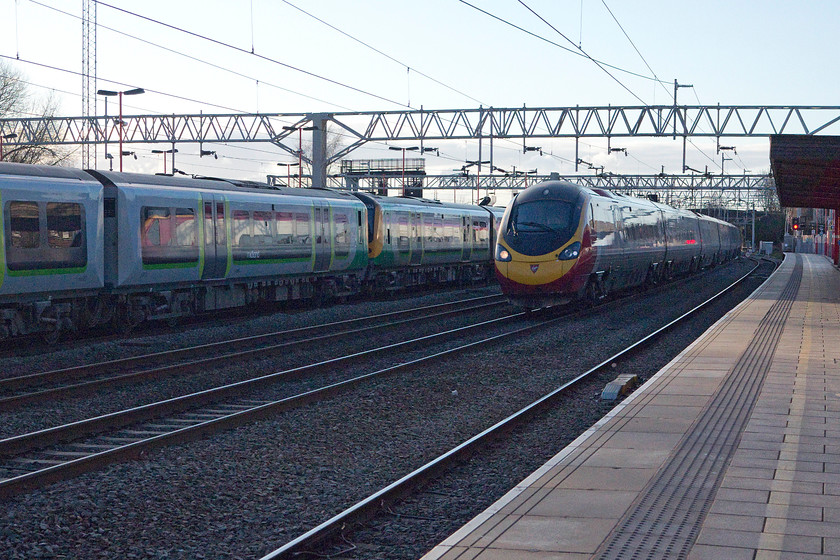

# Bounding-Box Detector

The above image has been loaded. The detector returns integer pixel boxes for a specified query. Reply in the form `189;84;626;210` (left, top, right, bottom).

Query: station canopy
771;135;840;209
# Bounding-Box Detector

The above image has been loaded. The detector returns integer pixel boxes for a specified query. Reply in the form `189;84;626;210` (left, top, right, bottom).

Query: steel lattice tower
81;0;96;169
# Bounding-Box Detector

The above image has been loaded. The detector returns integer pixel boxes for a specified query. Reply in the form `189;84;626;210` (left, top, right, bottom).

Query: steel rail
258;258;767;559
0;305;541;496
0;262;757;499
0;294;506;406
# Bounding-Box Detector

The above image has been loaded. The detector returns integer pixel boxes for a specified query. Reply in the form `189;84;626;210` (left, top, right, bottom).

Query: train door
313;202;330;272
461;216;472;261
410;211;422;265
611;205;628;288
202;197;228;279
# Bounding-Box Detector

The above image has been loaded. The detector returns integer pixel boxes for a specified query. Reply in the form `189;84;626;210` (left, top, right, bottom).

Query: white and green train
0;162;504;343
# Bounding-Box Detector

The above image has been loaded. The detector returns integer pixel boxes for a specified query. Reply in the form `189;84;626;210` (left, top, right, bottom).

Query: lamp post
464;159;490;204
151;148;178;174
97;88;145;171
277;162;300;187
0;132;18;161
526;169;538;187
282;124;317;187
388;146;420;196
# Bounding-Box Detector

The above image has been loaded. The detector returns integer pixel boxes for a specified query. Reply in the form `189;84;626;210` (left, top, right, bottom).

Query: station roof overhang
770;135;840;209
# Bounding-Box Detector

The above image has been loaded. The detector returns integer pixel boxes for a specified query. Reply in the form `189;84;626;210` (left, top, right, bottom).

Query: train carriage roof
87;170;362;202
0;162;99;182
352;191;496;214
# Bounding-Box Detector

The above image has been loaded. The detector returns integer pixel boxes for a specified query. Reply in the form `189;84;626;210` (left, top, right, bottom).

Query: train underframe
1;261;495;344
366;261;494;294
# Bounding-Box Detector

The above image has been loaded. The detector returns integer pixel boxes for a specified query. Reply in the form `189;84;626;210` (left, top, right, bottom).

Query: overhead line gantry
1;104;838;194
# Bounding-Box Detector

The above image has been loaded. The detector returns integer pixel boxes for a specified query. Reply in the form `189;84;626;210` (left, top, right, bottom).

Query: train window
215;202;226;245
47;203;83;248
253;211;273;244
174;208;197;247
397;215;410;248
334;213;349;257
8;201;40;248
275;211;294;244
232;210;251;246
204;202;213;246
295;212;310;244
142;207;169;246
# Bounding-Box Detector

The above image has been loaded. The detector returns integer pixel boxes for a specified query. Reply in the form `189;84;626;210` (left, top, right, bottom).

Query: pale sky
1;0;839;188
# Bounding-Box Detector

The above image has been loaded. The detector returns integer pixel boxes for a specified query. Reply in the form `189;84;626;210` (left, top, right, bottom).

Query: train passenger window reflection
9;201;40;248
47;202;83;248
174;208;196;246
142;207;169;246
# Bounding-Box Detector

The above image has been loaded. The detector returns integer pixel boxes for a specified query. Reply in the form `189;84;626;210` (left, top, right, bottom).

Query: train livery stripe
8;266;89;277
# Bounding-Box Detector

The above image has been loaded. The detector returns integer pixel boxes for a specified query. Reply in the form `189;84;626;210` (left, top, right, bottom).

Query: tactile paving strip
595;255;804;560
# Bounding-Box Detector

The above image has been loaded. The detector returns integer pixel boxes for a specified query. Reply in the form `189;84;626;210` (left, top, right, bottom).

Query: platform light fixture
283;124;317;187
277;162;300;187
389;146;420;196
152;148;178;174
97;88;145;171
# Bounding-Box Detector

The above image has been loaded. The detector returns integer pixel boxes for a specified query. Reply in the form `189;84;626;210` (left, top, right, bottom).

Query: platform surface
422;253;840;560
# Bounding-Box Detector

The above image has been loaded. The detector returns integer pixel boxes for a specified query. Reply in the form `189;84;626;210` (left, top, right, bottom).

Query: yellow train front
494;180;595;308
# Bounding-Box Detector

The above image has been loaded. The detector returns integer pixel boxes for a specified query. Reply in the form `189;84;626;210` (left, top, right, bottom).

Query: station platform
422;253;840;559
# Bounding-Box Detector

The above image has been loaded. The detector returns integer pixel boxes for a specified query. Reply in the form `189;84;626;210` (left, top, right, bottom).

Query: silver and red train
0;162;504;343
494;180;741;308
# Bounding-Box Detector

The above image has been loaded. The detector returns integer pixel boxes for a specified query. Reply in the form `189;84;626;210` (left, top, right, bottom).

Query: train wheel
117;303;144;335
82;297;104;329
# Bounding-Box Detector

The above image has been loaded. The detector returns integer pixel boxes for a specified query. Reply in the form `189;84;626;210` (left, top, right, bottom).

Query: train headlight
557;241;581;261
495;245;512;262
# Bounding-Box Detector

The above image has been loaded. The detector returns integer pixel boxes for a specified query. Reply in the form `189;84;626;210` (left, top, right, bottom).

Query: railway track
0;292;527;496
0;294;507;409
257;258;769;559
0;263;760;499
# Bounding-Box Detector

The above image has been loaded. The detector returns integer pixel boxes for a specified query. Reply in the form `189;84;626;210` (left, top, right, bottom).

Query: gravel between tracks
0;260;767;559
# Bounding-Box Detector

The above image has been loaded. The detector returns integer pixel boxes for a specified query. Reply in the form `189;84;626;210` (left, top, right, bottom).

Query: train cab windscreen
506;199;577;255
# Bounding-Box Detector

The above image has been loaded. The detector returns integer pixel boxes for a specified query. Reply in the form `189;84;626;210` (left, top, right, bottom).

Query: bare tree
0;61;74;165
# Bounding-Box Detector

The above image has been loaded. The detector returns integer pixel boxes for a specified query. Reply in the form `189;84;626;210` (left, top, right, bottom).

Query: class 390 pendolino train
494;180;741;308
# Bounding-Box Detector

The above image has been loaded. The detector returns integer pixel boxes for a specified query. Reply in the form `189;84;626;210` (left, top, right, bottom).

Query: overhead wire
29;0;356;112
599;0;672;102
515;0;648;105
598;1;726;173
456;0;667;87
10;2;733;178
92;0;409;109
279;0;488;107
